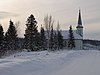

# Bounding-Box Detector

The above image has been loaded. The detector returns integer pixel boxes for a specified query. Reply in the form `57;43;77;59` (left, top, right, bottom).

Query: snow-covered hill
0;50;100;75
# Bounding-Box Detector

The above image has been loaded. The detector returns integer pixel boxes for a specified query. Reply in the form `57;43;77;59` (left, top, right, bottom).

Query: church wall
63;39;83;50
74;39;83;50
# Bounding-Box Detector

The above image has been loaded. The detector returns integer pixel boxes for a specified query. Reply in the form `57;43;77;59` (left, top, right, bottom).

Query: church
62;9;83;50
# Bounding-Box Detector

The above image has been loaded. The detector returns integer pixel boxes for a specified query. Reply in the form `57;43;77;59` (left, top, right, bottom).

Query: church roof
78;9;82;26
45;30;82;40
61;30;82;40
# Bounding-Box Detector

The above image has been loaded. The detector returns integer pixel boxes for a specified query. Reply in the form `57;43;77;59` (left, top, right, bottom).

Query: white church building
62;10;83;50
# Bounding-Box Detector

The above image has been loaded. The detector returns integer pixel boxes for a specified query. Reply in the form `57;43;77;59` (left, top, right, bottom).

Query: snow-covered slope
0;50;100;75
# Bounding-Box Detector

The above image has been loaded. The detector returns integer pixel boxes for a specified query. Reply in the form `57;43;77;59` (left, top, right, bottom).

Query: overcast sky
0;0;100;40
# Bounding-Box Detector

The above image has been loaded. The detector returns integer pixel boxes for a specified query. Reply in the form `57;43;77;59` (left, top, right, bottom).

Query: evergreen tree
24;14;39;51
56;22;63;49
57;31;63;49
49;25;54;50
68;25;75;49
4;20;17;50
40;25;46;50
0;24;4;57
0;24;4;49
35;32;41;50
53;32;58;50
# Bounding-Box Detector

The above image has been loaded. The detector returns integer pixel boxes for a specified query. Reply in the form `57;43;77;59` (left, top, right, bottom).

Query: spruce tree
4;20;17;50
0;24;4;57
40;25;46;50
57;31;63;49
53;32;58;50
56;22;63;49
68;25;75;49
24;14;39;51
49;25;54;50
0;24;4;49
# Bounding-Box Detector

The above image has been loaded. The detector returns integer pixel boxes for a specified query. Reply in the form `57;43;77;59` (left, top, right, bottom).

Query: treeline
83;39;100;46
0;20;19;57
0;14;75;57
24;14;64;51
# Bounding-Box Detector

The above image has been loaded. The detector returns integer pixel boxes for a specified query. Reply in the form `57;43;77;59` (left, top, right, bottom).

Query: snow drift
0;50;100;75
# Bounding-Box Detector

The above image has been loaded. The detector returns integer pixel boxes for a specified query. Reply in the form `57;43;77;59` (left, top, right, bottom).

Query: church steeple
78;9;82;25
76;9;83;37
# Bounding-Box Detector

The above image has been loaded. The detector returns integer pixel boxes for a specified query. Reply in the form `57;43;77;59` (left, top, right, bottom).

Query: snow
0;50;100;75
61;30;82;39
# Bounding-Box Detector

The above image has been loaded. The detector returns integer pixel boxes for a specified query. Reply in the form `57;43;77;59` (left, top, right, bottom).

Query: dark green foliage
4;20;17;50
53;32;58;50
49;25;54;50
35;32;41;50
57;31;63;49
16;38;23;50
0;25;4;57
24;14;40;51
68;25;75;49
40;25;46;50
0;25;4;49
56;22;63;50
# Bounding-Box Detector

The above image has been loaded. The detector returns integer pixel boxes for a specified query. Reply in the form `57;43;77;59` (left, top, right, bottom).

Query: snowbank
0;50;100;75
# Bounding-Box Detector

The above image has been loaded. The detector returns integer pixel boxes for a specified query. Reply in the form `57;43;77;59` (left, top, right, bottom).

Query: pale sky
0;0;100;40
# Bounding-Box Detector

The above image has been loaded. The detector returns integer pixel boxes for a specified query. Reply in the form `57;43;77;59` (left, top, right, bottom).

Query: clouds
0;11;18;19
0;0;100;40
84;17;100;25
84;31;100;40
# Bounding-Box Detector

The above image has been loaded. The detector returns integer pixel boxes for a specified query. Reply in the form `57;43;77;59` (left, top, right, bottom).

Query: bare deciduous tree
57;21;60;32
15;21;21;37
44;15;54;50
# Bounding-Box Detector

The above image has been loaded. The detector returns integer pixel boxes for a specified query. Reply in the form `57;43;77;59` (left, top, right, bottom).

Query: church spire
78;9;82;26
76;9;83;37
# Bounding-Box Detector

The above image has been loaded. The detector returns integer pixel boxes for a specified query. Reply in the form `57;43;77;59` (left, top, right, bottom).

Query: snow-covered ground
0;50;100;75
